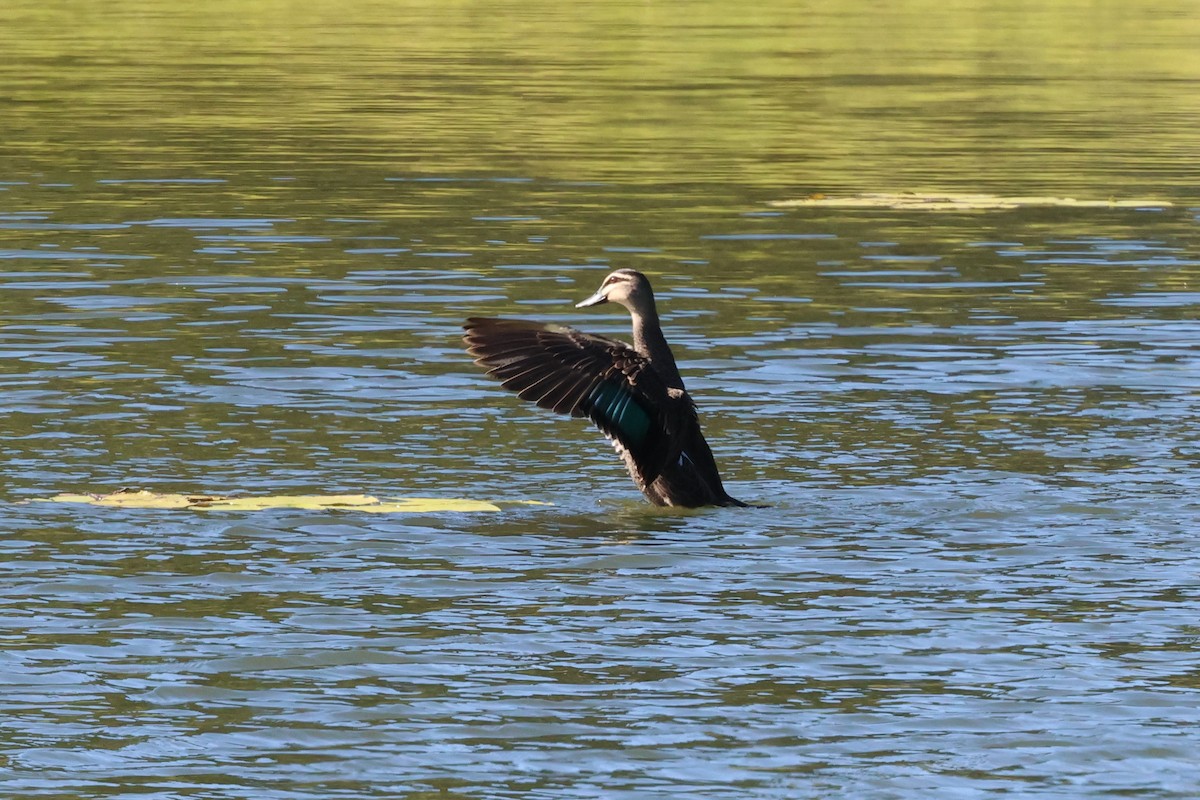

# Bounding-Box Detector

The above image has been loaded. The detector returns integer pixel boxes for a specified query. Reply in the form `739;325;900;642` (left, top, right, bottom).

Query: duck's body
463;269;746;508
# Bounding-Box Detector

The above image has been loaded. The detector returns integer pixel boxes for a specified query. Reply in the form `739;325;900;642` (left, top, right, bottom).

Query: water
3;0;1200;797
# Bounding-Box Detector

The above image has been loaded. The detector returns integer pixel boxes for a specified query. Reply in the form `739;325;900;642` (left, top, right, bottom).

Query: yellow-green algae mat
30;490;542;513
770;192;1173;211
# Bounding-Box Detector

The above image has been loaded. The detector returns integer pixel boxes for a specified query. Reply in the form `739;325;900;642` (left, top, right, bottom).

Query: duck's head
576;269;654;313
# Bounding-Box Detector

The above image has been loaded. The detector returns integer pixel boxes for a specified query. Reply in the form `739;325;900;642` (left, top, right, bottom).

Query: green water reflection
3;0;1198;193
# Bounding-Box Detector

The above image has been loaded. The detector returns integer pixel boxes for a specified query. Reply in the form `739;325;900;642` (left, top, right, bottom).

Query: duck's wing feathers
463;317;682;484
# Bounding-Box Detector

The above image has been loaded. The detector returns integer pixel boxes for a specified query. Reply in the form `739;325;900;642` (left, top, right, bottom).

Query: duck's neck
630;303;685;390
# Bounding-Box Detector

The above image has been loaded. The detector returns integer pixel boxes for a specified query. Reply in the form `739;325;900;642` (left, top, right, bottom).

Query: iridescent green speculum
586;380;651;445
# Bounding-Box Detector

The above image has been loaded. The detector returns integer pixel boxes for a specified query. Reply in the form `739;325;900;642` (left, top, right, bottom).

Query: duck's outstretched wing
463;317;680;484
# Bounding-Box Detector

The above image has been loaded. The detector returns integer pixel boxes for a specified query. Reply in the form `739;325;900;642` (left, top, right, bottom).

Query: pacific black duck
463;269;747;508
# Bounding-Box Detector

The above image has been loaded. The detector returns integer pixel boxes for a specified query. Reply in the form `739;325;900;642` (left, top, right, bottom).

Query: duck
463;268;748;508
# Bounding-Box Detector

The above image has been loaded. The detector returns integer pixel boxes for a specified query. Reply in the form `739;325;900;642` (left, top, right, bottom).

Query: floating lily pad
770;192;1174;211
30;489;516;513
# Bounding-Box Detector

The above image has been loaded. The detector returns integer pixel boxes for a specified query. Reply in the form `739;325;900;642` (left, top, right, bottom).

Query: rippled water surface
3;1;1200;797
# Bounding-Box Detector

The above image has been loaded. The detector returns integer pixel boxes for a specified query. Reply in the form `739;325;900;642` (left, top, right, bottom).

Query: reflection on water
2;0;1200;796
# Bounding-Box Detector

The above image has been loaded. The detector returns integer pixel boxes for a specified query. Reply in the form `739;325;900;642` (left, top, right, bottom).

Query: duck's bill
575;290;608;308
